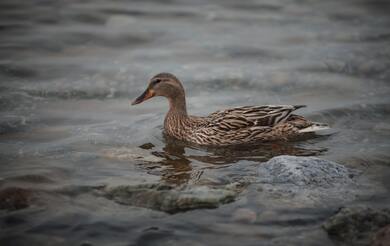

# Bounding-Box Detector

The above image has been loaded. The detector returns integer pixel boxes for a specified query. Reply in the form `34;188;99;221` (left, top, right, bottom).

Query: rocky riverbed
2;154;388;245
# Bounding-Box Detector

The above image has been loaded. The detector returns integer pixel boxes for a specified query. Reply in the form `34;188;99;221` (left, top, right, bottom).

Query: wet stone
372;225;390;246
255;155;370;208
138;143;155;150
257;155;358;187
6;174;55;184
101;147;163;163
0;187;33;211
323;207;390;246
79;242;93;246
231;208;257;223
103;183;240;213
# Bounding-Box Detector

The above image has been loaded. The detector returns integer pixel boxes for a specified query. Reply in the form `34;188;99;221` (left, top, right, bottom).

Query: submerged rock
372;225;390;246
103;183;240;213
0;187;33;211
255;155;370;208
101;147;163;163
323;207;390;246
257;155;357;187
231;208;257;223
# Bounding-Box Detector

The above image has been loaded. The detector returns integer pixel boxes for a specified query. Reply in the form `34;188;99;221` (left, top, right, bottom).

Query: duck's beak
131;88;155;105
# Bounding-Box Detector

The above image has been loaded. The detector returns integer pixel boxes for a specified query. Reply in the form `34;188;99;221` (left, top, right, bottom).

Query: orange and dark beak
131;88;155;105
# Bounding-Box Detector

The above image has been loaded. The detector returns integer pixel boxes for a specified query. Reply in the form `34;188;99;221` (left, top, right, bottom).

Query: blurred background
1;0;390;245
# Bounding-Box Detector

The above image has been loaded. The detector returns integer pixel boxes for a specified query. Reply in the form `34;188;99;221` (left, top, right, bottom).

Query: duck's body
164;104;326;146
132;73;329;146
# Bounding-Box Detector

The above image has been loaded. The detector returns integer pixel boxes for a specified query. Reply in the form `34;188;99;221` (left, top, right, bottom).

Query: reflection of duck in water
144;136;327;185
162;135;327;165
132;73;329;146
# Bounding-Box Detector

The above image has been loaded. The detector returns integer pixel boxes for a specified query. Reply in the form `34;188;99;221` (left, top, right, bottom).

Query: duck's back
184;105;326;146
207;105;306;128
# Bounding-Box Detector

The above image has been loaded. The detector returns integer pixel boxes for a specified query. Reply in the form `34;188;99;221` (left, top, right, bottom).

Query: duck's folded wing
208;105;305;130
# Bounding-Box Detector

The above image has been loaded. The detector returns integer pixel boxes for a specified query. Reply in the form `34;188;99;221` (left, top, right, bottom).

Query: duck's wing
207;105;306;130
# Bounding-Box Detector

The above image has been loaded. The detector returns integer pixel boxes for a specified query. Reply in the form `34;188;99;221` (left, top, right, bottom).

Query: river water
1;0;390;245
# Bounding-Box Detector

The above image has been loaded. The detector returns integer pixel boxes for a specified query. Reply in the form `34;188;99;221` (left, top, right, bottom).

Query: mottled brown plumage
132;73;329;146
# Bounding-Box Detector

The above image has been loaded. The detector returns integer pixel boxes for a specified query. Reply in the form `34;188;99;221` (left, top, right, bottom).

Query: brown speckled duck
132;73;329;146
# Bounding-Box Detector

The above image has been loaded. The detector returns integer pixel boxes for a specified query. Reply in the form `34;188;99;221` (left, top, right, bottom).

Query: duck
131;73;329;146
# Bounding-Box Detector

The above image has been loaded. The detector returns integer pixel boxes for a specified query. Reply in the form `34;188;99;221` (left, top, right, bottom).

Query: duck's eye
152;79;162;85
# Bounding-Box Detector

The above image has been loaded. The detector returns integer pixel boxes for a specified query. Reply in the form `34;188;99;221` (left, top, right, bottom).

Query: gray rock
101;147;163;163
0;187;33;211
255;155;370;208
323;207;390;246
257;155;357;187
231;208;257;223
372;225;390;246
103;183;240;213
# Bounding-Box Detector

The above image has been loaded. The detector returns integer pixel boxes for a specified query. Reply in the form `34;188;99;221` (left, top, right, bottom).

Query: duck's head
131;73;185;105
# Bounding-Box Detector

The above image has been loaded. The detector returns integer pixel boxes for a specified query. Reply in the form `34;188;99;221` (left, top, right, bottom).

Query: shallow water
1;0;390;245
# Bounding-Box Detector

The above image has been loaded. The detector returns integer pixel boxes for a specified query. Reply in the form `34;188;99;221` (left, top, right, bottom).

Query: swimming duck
131;73;328;146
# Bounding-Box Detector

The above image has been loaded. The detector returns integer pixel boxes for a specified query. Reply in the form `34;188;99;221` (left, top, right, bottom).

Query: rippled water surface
1;0;390;245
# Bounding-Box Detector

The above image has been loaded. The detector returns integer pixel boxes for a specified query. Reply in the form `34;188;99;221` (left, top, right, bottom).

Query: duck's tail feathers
293;105;307;110
299;122;330;133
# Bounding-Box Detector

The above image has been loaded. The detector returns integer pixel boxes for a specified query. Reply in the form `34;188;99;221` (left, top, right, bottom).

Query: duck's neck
167;94;188;118
164;94;189;135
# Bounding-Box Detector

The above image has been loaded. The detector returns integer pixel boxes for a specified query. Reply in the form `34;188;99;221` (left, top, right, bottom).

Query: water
1;0;390;245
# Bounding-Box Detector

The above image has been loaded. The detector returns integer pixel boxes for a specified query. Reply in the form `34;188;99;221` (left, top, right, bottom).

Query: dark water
1;0;390;245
